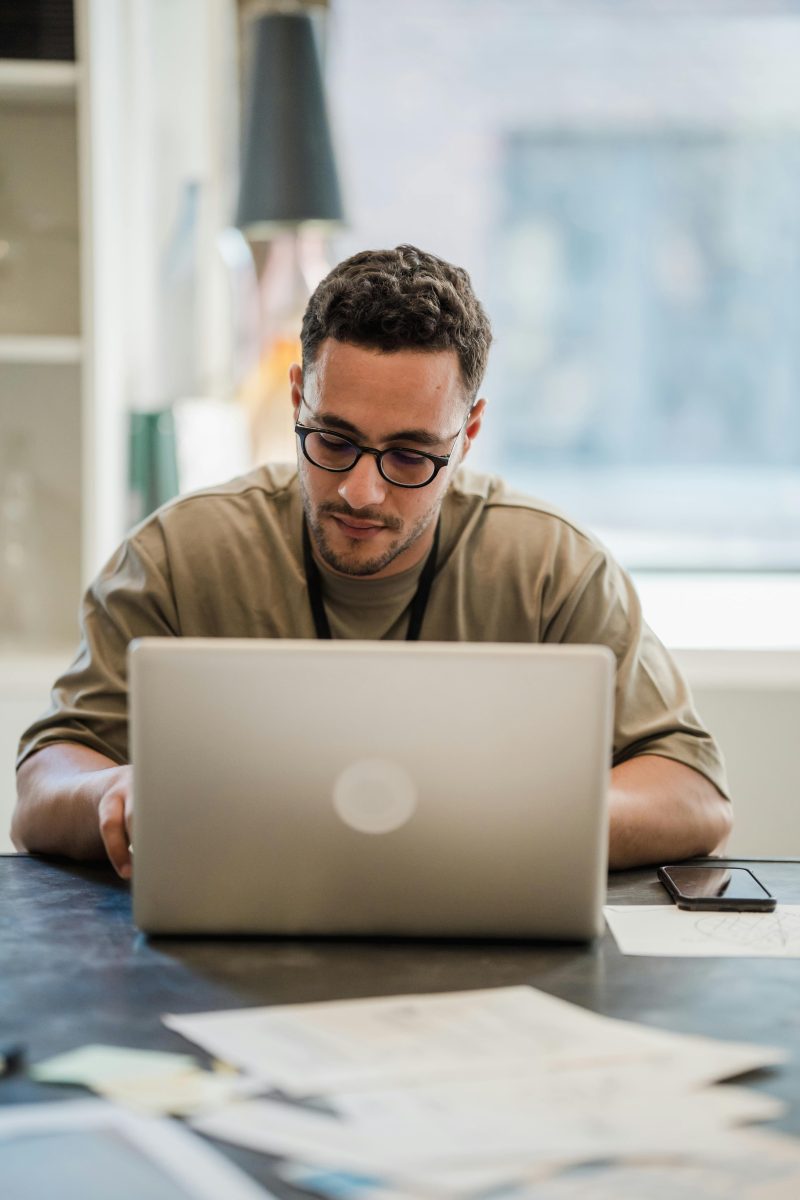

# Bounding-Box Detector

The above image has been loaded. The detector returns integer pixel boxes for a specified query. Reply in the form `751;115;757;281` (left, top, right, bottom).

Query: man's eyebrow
308;410;448;448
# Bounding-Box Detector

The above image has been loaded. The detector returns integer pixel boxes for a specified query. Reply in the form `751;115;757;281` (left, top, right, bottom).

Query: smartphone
658;864;776;912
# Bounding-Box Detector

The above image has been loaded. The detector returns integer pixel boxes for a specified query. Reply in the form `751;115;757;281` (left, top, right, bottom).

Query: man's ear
460;398;487;462
289;363;303;422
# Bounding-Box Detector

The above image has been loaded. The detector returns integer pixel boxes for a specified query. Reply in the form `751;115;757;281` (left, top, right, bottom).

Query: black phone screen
661;865;773;902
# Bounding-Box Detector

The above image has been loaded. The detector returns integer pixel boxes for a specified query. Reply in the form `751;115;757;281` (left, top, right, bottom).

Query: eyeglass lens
304;431;436;486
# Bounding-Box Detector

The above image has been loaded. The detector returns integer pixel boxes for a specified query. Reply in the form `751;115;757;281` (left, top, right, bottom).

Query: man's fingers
98;791;132;880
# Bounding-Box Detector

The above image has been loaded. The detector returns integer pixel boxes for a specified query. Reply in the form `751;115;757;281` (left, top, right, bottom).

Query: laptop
130;639;614;939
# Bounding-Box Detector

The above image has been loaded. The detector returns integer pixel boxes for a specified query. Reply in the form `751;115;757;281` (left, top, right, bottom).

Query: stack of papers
159;985;793;1198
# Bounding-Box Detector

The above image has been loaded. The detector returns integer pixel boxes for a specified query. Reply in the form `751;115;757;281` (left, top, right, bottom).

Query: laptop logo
332;758;418;835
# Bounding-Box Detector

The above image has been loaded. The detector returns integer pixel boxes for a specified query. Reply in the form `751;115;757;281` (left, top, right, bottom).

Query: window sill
632;572;800;651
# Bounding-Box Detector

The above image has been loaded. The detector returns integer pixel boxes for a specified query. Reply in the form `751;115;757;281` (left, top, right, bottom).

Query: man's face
291;339;484;578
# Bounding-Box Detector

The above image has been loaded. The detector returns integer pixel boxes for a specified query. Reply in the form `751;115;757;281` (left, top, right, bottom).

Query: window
328;0;800;572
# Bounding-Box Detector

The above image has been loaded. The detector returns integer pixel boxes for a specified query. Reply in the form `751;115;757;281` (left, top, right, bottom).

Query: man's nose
337;453;388;509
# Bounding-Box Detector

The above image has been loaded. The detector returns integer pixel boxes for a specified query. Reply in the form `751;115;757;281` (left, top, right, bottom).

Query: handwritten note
604;904;800;957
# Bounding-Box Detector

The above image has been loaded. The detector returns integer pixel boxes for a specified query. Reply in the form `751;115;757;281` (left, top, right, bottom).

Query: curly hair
300;245;492;402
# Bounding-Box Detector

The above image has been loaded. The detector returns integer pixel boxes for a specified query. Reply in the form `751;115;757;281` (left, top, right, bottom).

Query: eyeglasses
295;413;468;489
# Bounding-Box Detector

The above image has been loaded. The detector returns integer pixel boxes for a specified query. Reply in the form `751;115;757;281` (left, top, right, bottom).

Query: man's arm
608;754;732;870
12;744;133;879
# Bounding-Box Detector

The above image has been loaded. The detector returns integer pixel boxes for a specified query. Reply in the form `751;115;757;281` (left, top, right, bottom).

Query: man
13;245;731;879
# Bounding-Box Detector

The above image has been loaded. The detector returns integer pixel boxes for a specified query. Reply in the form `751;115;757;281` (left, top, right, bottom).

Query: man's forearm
12;744;123;862
608;754;732;870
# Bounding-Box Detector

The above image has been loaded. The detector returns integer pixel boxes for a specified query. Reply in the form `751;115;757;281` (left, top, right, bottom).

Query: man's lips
329;514;388;540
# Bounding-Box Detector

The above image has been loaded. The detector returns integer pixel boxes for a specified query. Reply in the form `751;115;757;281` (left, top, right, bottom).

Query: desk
2;854;800;1194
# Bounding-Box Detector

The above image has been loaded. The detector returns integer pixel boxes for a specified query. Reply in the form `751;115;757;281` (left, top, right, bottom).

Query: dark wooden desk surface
2;854;800;1194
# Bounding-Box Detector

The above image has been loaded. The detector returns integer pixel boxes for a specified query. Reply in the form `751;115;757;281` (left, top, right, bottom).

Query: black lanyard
302;517;440;641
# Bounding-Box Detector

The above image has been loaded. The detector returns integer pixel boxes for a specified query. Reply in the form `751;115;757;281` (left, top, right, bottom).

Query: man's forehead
304;341;467;441
311;339;463;392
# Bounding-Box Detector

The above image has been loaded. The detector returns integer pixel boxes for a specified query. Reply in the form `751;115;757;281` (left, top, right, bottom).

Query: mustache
319;502;403;532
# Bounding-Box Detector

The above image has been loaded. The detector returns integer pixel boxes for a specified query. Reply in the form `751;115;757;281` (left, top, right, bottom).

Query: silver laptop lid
130;639;614;939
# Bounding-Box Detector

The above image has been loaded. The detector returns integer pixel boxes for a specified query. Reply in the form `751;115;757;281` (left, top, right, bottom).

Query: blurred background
1;0;800;852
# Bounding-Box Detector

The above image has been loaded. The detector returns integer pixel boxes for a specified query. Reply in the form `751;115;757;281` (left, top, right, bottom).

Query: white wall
675;650;800;858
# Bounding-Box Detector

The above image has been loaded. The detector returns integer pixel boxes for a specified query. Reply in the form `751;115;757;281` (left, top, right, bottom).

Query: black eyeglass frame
294;413;469;489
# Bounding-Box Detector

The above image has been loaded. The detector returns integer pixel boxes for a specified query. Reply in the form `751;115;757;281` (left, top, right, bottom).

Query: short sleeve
16;525;179;769
545;547;729;798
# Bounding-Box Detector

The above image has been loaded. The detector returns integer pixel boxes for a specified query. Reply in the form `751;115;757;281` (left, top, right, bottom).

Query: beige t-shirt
17;464;728;797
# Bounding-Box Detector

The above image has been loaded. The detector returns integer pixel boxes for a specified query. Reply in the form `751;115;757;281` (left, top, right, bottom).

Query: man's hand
13;744;134;879
96;765;134;879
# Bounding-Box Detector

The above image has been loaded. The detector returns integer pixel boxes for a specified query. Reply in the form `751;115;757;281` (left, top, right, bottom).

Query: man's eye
386;449;427;466
318;433;353;451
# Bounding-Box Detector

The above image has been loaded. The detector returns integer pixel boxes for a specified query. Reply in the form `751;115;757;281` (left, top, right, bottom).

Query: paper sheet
277;1128;800;1200
0;1099;272;1200
165;985;784;1097
30;1045;198;1088
98;1068;258;1117
605;903;800;957
192;1078;781;1181
497;1128;800;1199
29;1043;254;1117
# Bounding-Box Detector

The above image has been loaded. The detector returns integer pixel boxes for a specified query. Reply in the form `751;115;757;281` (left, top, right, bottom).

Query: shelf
0;336;82;365
0;59;78;104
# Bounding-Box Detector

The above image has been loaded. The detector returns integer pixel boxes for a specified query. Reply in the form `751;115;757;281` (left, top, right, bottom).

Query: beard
300;478;439;578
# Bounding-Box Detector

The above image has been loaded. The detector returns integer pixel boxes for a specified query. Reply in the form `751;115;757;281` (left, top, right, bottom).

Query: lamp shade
235;11;344;235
